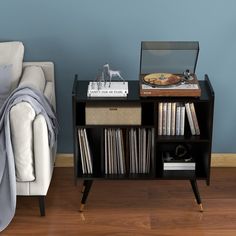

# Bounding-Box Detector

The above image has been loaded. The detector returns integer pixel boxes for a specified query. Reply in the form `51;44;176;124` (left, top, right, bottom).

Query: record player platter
140;72;201;97
143;73;182;87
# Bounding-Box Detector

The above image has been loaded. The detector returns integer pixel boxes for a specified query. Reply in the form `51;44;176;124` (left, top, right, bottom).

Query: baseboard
210;153;236;167
55;153;73;167
55;153;236;168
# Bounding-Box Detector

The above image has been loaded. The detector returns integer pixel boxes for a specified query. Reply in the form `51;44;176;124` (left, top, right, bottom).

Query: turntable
139;41;201;97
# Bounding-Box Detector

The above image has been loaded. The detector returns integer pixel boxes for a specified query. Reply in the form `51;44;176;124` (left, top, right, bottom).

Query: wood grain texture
2;168;236;235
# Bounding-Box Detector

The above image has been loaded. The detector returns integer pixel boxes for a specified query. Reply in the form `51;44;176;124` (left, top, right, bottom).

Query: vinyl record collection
104;128;154;175
128;128;154;174
104;128;126;174
77;129;93;174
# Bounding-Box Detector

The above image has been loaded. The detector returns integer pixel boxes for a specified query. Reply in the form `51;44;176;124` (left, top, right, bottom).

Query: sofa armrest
11;104;56;195
29;114;55;195
10;102;36;182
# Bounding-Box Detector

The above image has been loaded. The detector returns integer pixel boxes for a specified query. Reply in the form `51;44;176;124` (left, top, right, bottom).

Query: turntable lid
140;41;199;75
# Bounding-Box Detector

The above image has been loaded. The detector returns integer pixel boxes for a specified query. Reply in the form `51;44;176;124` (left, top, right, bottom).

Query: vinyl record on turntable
143;73;182;87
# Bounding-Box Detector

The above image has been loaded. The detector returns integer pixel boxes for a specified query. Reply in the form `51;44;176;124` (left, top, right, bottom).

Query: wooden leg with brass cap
79;180;93;212
190;180;203;212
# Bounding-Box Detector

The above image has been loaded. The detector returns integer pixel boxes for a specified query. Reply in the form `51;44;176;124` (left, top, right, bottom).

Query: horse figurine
102;64;125;87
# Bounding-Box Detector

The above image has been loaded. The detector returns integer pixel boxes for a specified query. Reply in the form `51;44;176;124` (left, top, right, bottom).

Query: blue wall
0;0;235;153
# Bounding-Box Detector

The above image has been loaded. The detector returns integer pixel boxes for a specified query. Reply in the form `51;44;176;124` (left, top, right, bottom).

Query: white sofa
0;42;57;216
14;62;56;216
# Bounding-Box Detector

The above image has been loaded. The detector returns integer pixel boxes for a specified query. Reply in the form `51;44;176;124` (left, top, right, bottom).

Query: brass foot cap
199;203;203;212
79;204;85;212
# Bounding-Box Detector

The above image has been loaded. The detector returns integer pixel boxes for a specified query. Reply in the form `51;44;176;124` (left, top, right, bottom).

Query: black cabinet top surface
73;77;214;102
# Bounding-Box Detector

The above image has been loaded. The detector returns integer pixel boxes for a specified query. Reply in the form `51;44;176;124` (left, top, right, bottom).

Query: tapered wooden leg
80;180;93;212
190;180;203;212
38;196;45;216
81;180;89;193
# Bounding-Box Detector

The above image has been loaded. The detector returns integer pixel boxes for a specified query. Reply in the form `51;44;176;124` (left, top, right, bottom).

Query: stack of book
128;128;154;174
87;82;128;97
158;102;200;136
158;102;185;136
78;129;93;174
162;152;195;171
104;128;126;174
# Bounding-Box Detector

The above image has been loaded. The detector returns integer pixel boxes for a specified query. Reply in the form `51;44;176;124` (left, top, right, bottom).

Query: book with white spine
185;103;196;135
166;102;172;135
175;105;181;136
162;103;167;135
171;103;176;136
189;103;200;135
158;102;163;135
180;106;185;136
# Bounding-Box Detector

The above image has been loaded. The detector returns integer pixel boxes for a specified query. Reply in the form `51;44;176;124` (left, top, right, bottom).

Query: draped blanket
0;87;58;231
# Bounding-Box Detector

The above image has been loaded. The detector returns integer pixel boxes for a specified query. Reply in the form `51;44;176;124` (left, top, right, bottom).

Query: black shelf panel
76;125;154;129
103;173;155;180
77;174;95;179
162;170;196;179
156;135;210;143
76;168;208;181
76;175;208;181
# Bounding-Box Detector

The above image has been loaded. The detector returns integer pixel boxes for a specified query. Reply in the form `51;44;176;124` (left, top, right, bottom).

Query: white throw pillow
19;66;46;93
0;64;12;107
0;41;24;90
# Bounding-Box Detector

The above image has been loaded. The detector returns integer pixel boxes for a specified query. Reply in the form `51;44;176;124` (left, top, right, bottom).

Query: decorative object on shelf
163;152;195;170
87;64;128;97
85;102;141;125
103;64;125;86
139;41;201;97
163;144;195;170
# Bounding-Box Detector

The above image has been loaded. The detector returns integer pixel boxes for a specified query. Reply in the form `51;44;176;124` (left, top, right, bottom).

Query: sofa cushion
44;81;53;104
0;41;24;90
0;64;12;107
19;66;46;93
